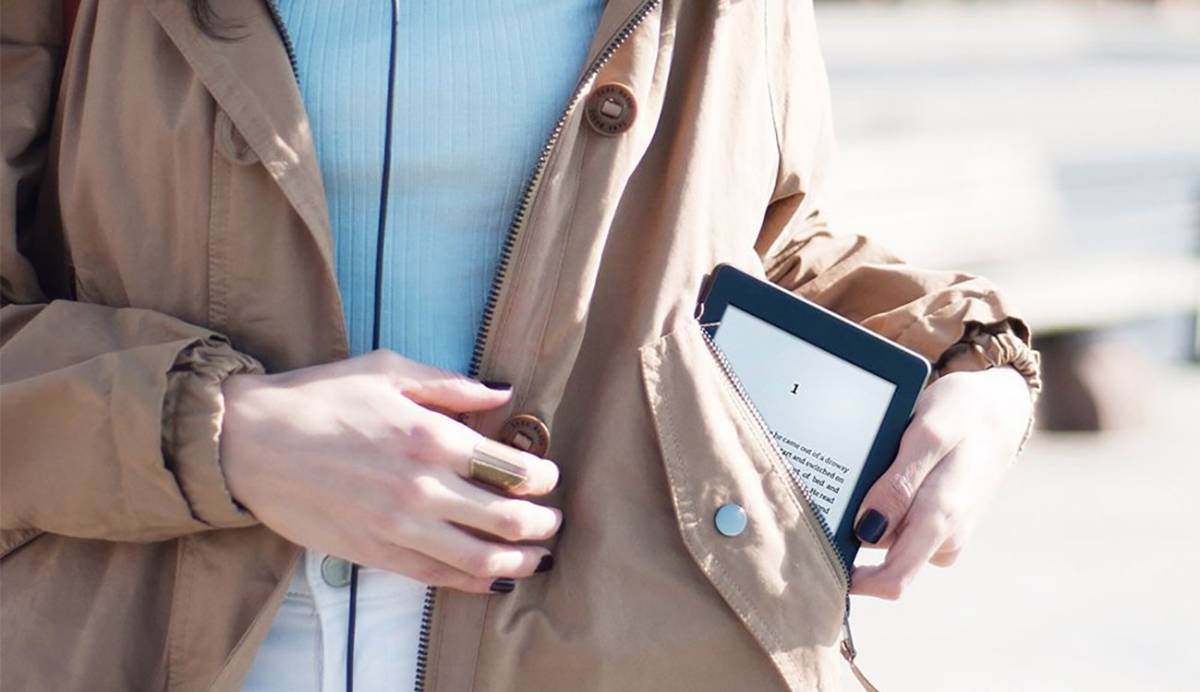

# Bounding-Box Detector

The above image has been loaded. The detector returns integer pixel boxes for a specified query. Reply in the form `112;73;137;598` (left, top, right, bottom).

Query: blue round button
714;503;748;537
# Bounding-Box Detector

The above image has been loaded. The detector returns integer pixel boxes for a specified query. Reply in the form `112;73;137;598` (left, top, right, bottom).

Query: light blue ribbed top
277;0;605;371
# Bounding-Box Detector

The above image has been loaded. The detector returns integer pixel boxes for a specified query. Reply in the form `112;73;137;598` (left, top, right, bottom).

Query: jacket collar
142;0;650;279
143;0;334;267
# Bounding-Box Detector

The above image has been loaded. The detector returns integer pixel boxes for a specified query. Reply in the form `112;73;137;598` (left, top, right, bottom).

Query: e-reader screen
712;305;897;533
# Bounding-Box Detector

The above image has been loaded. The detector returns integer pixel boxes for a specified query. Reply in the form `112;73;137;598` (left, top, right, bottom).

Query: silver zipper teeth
416;3;663;691
697;324;852;588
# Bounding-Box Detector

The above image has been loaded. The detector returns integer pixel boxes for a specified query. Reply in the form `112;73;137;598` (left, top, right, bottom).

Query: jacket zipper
465;0;661;377
264;1;300;83
697;322;876;688
414;4;663;690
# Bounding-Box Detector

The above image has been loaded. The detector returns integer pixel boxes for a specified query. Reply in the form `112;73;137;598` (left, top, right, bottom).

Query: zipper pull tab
841;612;881;692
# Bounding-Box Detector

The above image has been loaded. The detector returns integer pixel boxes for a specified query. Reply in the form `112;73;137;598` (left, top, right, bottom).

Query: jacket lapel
143;0;334;268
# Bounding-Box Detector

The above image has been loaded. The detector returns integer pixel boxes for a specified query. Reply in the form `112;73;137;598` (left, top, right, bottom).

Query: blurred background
815;0;1200;689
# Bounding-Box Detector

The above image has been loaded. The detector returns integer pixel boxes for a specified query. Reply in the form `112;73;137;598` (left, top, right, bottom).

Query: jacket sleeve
756;1;1041;395
0;1;263;546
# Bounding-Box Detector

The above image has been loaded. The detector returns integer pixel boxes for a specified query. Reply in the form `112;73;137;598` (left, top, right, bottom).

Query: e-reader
698;263;931;569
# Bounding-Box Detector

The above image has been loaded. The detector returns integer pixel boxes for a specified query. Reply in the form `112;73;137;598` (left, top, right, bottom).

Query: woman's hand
219;350;561;594
849;365;1033;599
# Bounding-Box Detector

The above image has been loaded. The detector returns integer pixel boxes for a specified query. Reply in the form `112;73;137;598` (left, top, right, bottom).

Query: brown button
498;414;551;457
585;83;637;136
215;109;259;165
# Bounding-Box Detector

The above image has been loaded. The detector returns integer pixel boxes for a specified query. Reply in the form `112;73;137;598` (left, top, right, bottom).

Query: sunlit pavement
840;364;1200;691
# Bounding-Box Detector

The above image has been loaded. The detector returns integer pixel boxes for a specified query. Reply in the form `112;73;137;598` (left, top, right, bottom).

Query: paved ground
839;364;1200;691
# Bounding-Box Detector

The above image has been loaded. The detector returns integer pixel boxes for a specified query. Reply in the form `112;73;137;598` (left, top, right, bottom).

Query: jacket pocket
639;320;847;687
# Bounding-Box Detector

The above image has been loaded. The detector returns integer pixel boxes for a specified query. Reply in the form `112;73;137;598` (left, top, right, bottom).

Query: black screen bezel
700;263;931;569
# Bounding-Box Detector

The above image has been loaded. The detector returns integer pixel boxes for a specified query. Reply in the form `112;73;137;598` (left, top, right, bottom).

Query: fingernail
535;554;555;573
481;380;512;391
490;577;516;593
855;509;888;544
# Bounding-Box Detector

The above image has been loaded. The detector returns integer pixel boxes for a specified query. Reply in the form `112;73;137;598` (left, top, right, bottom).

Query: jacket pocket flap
640;322;846;686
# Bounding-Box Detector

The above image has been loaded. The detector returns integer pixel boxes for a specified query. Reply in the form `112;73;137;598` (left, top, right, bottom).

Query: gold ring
468;438;529;491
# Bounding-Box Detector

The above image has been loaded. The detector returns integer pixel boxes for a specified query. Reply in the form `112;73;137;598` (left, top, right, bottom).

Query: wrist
219;373;262;512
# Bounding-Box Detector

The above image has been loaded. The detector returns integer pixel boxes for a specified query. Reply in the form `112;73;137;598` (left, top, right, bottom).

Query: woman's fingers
851;443;980;598
439;473;563;542
384;353;514;414
393;517;552;582
849;506;944;599
371;546;528;595
414;410;560;497
852;386;965;548
368;356;559;496
928;545;962;568
849;473;956;599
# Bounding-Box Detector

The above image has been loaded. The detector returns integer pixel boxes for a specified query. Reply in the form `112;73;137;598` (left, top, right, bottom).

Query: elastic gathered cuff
935;319;1042;452
162;335;264;528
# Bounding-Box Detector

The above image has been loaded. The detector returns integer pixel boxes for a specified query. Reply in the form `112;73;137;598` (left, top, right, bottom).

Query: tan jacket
0;1;1039;690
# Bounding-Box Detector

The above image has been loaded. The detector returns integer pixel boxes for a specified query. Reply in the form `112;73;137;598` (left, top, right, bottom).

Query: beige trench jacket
0;1;1039;690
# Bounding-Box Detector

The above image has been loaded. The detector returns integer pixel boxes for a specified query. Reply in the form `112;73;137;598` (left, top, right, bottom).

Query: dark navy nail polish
535;554;555;573
490;578;516;593
481;380;512;391
855;509;888;544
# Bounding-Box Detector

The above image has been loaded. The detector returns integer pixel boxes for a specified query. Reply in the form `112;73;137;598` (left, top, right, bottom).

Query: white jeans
243;550;427;692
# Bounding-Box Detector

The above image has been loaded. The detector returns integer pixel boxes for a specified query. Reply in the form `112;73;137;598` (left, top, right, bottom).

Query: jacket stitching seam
483;89;593;388
111;366;157;533
166;537;193;692
207;123;229;332
466;588;489;692
761;0;786;193
519;133;591;396
424;598;448;690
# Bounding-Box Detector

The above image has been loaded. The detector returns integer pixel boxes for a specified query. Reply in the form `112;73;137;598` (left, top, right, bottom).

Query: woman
0;1;1040;690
